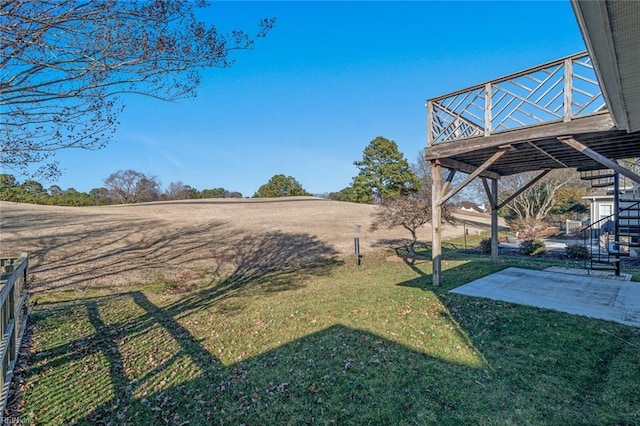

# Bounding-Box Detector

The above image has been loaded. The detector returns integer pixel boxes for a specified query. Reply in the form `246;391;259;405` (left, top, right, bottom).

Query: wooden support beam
441;168;456;198
437;158;501;180
527;142;569;168
480;176;500;262
481;177;496;210
437;147;510;206
558;136;640;185
425;112;614;159
431;160;442;287
497;169;552;210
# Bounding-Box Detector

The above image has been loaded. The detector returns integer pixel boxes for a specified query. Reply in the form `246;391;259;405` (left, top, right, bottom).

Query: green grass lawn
17;239;640;425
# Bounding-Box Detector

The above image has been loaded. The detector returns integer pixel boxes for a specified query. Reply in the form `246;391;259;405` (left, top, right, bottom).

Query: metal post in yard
354;225;362;268
463;220;467;249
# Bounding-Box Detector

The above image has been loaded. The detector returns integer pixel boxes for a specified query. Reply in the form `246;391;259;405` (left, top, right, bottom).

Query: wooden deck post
432;160;442;286
484;83;492;136
490;178;499;263
481;177;499;263
563;58;573;122
426;100;434;146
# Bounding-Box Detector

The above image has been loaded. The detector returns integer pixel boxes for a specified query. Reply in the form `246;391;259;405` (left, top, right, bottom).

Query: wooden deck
425;112;640;176
425;52;640;285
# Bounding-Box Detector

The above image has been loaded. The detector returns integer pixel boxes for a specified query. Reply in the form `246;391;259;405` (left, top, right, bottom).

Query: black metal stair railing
580;200;640;275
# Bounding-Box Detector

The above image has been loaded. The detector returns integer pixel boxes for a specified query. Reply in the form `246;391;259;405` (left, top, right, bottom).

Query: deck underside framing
426;112;640;286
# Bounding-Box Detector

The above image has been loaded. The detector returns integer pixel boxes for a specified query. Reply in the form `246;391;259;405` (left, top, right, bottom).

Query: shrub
507;217;545;239
520;239;546;256
566;243;588;259
479;238;492;254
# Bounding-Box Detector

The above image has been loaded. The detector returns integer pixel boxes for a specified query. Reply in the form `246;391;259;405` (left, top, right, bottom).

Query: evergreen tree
352;136;419;203
253;174;310;198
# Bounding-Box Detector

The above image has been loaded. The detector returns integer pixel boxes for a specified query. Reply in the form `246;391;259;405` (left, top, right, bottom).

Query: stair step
610;251;630;257
610;241;640;248
590;257;621;264
591;181;615;188
581;173;615;181
590;257;620;263
590;264;619;271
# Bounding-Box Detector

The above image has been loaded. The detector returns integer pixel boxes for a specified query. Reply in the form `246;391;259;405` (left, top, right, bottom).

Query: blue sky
50;1;586;197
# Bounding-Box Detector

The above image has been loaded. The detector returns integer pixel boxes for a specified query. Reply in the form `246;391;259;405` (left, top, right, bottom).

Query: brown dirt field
0;197;493;293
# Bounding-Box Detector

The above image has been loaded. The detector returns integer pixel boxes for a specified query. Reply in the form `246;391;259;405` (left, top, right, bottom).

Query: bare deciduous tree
104;169;160;204
370;197;456;256
165;181;188;200
1;0;275;179
136;176;162;203
500;169;579;234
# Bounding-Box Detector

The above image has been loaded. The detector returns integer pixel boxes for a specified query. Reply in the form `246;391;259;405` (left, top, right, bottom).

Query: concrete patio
450;267;640;327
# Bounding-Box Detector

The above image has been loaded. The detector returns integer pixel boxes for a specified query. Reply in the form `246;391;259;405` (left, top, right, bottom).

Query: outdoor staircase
580;169;640;275
580;169;616;188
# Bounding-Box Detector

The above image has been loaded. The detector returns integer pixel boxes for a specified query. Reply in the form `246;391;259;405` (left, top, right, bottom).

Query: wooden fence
565;219;584;235
0;255;29;422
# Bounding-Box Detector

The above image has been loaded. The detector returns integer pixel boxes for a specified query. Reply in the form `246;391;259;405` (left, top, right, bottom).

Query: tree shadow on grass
23;253;492;425
13;228;344;422
84;324;489;425
1;205;345;294
26;305;489;425
165;230;343;316
17;247;482;424
18;255;640;425
1;209;237;292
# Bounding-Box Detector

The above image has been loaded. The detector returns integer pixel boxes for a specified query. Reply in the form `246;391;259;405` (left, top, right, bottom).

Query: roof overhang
571;0;640;133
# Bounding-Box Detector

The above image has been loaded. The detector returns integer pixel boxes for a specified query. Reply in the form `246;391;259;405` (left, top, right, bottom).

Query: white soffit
572;0;640;133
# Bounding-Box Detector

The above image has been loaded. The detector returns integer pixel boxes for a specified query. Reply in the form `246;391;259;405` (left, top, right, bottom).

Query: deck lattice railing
427;52;606;145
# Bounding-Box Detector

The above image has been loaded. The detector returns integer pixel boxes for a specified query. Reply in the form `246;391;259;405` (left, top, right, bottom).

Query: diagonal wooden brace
437;146;510;206
497;169;551;210
558;136;640;186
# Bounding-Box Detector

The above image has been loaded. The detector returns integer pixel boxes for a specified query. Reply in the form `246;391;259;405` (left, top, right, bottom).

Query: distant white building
458;201;487;214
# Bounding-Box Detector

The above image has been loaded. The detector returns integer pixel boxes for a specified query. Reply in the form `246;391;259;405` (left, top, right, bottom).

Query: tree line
2;132;590;255
0;169;321;206
0;171;243;207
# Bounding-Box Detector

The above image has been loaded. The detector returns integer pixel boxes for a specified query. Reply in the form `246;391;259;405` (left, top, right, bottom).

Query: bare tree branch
1;0;275;179
370;197;456;255
500;169;579;234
